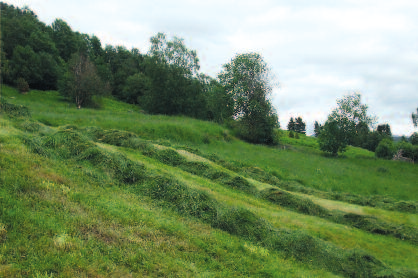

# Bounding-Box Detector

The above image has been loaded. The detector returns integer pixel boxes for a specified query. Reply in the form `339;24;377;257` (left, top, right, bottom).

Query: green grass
1;85;417;277
197;139;417;201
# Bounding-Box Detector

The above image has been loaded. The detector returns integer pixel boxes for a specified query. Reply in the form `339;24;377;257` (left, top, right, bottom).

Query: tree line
1;3;279;145
2;3;416;155
308;93;418;161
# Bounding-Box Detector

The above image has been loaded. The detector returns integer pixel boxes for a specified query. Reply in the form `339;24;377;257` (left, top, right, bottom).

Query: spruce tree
287;117;295;131
295;117;306;134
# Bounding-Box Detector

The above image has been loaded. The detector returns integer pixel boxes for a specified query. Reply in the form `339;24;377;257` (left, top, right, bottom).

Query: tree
200;74;234;123
318;120;348;156
51;19;80;62
376;124;392;138
410;132;418;145
142;57;206;118
328;93;376;146
59;53;108;108
122;73;152;104
287;117;295;131
149;32;199;76
294;117;306;134
364;131;383;152
314;121;322;137
352;121;371;149
218;53;279;145
106;46;143;98
412;108;418;127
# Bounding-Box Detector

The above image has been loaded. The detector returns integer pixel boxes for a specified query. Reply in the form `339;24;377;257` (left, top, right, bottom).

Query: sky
5;0;418;135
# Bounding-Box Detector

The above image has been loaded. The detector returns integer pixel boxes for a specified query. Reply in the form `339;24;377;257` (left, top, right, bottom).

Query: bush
396;141;418;161
375;138;395;159
16;77;29;93
288;131;294;138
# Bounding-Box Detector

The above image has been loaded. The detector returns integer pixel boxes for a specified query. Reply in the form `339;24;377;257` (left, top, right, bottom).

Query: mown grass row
3;118;325;276
192;149;418;214
45;122;417;245
12;120;412;277
2;87;418;276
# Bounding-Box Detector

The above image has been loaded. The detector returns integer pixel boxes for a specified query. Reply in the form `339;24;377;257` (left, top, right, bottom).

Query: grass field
1;85;417;277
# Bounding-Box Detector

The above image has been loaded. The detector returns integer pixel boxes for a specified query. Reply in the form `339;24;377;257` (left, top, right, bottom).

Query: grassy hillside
1;85;417;277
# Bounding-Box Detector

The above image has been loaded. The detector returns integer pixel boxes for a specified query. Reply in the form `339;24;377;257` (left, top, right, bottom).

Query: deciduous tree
319;93;376;156
218;53;279;144
149;32;199;76
59;53;107;108
318;120;348;156
328;92;376;145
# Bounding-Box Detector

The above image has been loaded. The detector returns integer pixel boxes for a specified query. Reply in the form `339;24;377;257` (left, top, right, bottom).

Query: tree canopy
59;53;108;108
319;93;377;156
218;53;279;144
149;32;200;76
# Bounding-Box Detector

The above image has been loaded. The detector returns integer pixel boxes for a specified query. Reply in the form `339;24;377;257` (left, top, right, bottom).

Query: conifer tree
287;117;295;131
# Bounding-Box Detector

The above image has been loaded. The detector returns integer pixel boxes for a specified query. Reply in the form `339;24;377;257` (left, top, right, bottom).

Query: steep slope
1;86;417;277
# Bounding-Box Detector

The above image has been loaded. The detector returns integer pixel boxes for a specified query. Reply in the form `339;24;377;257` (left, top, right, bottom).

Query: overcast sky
5;0;418;135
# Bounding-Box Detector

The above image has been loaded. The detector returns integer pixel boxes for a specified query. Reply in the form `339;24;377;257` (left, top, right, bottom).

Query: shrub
375;138;395;159
396;141;418;161
16;77;29;93
288;131;294;138
294;132;300;139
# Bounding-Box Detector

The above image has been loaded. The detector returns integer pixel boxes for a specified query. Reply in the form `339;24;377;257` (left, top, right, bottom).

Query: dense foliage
2;3;416;151
317;93;392;156
1;3;280;144
218;53;279;144
287;117;306;134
